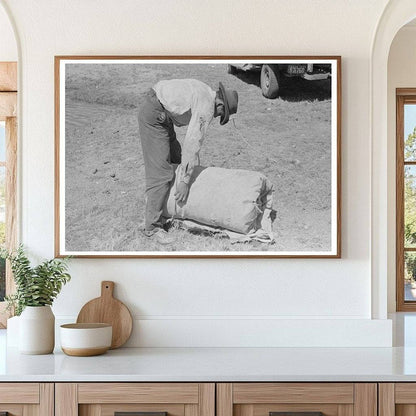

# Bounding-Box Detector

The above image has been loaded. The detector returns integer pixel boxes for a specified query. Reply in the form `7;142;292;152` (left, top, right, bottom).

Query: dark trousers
138;89;182;231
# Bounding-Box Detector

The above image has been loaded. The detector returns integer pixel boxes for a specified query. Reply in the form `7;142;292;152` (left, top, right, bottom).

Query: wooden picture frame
55;56;341;258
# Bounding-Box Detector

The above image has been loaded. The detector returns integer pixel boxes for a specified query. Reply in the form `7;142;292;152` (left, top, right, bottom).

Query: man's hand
174;181;189;202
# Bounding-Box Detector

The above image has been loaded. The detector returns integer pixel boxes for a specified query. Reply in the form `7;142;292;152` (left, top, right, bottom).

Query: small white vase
19;306;55;354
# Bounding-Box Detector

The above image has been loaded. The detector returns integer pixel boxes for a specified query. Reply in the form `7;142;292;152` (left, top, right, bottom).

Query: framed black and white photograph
55;56;341;258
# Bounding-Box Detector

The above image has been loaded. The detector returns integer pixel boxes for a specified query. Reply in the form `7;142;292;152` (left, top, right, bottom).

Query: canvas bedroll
164;166;274;241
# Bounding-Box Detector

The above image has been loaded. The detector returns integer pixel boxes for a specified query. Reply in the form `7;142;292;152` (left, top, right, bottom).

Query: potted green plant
1;245;71;354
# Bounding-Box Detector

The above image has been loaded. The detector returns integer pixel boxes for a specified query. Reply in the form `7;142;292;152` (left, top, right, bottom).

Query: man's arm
178;117;207;182
178;96;214;185
175;111;212;202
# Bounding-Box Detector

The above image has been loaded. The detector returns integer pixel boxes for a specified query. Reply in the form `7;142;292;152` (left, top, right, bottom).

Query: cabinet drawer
233;384;354;404
56;383;215;416
0;383;39;404
0;383;53;416
217;383;376;416
80;403;184;416
379;383;416;416
78;383;200;404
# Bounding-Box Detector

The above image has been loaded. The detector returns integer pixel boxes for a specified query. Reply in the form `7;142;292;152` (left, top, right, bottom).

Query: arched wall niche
386;17;416;313
372;0;416;319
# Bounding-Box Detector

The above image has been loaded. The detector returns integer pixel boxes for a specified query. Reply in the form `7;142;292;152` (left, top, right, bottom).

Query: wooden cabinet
217;383;377;416
379;383;416;416
0;383;53;416
55;383;215;416
0;381;386;416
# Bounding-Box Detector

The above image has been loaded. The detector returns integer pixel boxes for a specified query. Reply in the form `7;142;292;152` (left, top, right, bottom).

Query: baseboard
55;317;392;347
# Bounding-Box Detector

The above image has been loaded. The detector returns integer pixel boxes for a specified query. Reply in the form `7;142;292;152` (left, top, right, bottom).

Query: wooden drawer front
379;383;416;416
233;384;354;404
57;383;215;416
0;383;39;404
80;403;185;416
78;383;200;404
395;384;416;404
0;383;53;416
235;403;342;416
218;384;376;416
0;404;25;416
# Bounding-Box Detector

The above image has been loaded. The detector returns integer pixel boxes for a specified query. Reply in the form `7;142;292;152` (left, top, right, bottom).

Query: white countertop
2;329;416;382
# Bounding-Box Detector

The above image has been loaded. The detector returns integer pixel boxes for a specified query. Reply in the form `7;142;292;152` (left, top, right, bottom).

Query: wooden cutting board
76;281;133;349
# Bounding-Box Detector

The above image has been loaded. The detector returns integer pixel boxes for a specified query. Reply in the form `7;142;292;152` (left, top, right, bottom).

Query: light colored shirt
153;79;216;184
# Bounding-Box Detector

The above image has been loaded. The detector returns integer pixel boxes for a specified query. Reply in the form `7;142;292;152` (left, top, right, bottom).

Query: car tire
227;64;237;74
261;64;280;98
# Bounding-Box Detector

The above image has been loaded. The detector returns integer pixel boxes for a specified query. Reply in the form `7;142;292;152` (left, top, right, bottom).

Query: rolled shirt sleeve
180;94;214;184
153;79;216;184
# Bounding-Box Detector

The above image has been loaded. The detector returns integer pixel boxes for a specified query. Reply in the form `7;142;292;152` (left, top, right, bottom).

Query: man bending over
138;78;238;244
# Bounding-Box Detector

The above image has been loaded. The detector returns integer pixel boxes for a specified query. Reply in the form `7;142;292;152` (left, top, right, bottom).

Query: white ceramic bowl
60;323;112;356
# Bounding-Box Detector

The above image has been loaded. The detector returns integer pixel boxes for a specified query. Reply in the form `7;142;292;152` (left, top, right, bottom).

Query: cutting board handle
101;281;115;298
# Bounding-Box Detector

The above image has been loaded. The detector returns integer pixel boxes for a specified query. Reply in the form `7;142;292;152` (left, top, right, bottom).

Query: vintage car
227;63;331;98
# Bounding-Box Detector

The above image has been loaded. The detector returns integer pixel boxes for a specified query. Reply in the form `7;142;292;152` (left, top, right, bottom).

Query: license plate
287;64;307;75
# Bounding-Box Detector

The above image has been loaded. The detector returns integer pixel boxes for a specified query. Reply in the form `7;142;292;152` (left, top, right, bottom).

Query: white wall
0;0;393;346
0;3;17;61
387;25;416;312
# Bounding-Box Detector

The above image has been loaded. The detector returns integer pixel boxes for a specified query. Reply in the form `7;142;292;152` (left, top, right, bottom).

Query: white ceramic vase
19;306;55;354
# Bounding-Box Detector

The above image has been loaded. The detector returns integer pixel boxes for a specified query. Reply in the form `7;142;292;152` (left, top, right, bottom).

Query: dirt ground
64;63;333;253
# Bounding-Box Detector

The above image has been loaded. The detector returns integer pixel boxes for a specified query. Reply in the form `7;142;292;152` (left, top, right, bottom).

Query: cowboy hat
218;82;238;125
